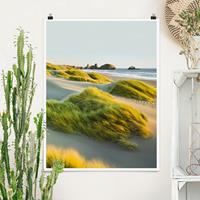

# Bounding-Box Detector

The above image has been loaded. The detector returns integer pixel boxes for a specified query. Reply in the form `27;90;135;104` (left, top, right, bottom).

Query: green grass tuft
118;138;138;150
47;87;153;150
47;63;69;70
47;63;111;84
68;76;94;83
46;70;52;76
88;72;111;83
66;68;89;77
110;80;156;103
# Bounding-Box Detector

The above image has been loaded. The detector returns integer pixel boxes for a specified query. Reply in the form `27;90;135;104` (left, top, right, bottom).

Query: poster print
45;20;158;170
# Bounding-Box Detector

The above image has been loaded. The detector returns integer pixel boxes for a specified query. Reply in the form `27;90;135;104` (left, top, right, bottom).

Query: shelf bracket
174;72;187;88
178;181;186;191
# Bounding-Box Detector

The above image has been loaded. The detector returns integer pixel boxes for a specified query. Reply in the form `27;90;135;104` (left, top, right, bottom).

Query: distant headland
47;62;142;70
84;63;116;70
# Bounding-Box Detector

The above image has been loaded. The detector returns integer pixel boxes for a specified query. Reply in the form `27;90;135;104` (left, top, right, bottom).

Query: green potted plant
0;28;63;200
177;8;200;69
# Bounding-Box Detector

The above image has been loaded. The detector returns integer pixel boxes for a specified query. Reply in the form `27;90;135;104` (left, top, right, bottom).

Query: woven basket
165;0;200;42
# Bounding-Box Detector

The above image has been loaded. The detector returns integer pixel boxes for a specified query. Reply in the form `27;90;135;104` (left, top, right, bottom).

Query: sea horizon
83;68;157;81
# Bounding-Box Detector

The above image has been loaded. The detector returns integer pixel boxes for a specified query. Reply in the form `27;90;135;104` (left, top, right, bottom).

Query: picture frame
44;19;160;171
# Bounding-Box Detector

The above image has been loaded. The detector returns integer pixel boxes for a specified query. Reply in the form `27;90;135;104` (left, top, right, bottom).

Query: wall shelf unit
172;70;200;200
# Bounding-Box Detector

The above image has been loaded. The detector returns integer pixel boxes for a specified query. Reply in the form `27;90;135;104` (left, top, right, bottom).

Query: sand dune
115;96;156;133
47;76;156;134
46;76;157;168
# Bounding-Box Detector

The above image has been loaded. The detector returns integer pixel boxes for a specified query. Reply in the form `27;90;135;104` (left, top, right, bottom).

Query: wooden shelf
172;71;200;200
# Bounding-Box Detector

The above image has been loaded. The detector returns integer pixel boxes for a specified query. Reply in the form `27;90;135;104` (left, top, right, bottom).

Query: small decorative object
178;8;200;69
165;0;200;42
0;28;63;200
179;30;200;69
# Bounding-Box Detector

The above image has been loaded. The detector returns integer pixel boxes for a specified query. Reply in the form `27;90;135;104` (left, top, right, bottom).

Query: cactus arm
1;113;11;185
17;29;25;76
40;161;64;200
0;183;8;200
35;112;43;180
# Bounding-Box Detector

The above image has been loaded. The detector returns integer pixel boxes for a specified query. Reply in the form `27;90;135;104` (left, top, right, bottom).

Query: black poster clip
48;14;53;20
151;14;157;20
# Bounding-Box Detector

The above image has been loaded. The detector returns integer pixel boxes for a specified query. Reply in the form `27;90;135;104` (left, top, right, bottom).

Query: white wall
0;0;187;199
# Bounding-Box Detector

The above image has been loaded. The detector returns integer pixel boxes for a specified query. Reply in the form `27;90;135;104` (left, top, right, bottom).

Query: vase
193;36;200;69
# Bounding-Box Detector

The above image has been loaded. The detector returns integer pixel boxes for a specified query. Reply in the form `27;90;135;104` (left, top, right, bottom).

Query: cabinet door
186;182;200;200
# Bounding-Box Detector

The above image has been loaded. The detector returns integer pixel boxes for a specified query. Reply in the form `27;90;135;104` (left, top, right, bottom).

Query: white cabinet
172;71;200;200
173;180;200;200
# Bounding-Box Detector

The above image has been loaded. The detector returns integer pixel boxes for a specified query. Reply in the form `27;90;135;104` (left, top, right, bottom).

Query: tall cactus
0;28;63;200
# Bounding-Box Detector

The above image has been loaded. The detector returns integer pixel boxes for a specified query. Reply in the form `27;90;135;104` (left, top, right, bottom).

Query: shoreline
106;74;156;87
83;68;157;87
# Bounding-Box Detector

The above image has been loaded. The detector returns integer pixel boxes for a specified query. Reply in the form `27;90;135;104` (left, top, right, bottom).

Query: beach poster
46;20;158;169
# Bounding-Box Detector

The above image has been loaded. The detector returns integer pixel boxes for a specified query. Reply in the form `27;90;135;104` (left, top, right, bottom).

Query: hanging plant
0;28;63;200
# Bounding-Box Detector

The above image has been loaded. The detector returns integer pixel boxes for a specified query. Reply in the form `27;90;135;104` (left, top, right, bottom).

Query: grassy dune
109;80;156;103
47;145;110;168
47;62;72;70
47;63;111;84
47;87;153;150
88;72;111;83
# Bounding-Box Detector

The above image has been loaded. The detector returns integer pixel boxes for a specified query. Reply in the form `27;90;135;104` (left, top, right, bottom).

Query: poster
45;20;158;170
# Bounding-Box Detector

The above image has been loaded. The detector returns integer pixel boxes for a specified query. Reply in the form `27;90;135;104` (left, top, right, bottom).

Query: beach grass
47;63;111;84
46;145;110;168
47;62;70;70
47;87;153;150
87;72;111;83
109;80;156;103
46;70;52;76
53;71;70;78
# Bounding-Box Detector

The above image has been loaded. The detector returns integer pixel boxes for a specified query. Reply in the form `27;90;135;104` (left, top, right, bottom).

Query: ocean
84;68;157;81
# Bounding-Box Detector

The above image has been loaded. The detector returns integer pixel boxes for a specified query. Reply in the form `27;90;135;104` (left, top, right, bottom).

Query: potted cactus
0;28;63;200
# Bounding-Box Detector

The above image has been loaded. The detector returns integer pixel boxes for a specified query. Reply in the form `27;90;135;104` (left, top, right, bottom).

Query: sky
46;21;157;68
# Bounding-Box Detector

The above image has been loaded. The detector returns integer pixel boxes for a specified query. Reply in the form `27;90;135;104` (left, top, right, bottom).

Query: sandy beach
46;74;157;168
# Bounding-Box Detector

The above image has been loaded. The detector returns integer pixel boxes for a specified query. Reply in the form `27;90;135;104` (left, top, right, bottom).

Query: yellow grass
47;87;152;150
47;63;70;70
46;145;111;168
46;70;52;76
110;80;157;103
47;62;111;84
